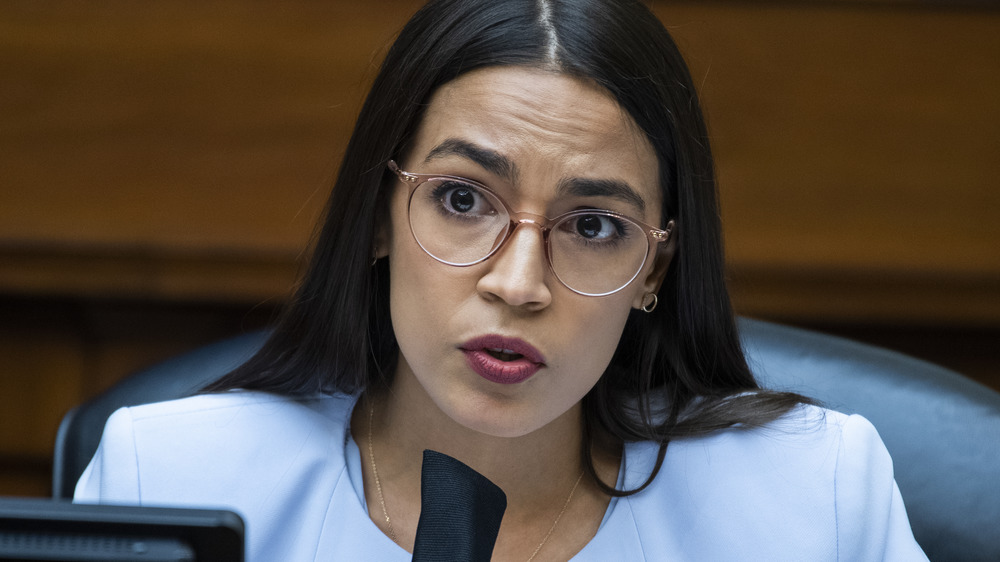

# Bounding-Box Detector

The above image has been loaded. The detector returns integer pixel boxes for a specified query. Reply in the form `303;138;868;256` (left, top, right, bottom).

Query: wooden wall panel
0;297;277;496
1;0;419;254
653;3;1000;325
0;329;82;458
2;0;997;323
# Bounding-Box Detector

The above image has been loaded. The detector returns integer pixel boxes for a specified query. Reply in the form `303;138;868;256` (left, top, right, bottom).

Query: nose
475;221;553;311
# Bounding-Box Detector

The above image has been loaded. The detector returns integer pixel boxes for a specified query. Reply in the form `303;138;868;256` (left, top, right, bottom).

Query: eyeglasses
388;160;673;297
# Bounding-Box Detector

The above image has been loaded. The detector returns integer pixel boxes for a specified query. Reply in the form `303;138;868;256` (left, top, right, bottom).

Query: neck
372;369;586;506
353;364;621;558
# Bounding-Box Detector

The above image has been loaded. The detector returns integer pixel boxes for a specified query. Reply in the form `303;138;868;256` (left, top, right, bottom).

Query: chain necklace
366;402;585;561
368;403;398;543
525;470;584;562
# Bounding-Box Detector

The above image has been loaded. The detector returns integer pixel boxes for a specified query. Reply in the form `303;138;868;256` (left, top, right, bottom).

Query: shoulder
75;391;372;561
112;390;356;435
621;404;856;490
75;391;358;506
617;405;925;560
625;404;844;474
100;391;356;463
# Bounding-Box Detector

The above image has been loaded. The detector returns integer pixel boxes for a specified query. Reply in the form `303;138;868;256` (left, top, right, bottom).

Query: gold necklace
525;470;584;562
368;403;398;543
366;401;585;560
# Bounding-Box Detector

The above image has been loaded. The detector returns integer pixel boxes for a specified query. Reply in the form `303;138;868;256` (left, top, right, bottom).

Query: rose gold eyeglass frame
388;160;673;297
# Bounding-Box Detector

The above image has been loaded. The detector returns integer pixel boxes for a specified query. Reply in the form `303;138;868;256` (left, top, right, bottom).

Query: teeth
484;347;524;361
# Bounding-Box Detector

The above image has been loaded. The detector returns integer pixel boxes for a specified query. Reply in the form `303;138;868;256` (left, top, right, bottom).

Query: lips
459;335;546;384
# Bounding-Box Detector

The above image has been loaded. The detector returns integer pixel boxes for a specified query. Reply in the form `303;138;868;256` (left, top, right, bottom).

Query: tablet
0;497;243;561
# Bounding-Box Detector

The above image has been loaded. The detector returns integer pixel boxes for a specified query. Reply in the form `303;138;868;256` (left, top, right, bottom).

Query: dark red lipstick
459;335;546;384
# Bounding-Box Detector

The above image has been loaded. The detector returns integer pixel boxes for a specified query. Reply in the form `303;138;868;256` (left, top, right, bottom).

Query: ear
372;183;396;261
373;221;390;260
632;220;677;309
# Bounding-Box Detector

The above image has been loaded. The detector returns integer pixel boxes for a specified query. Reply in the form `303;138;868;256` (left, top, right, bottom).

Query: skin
354;66;676;560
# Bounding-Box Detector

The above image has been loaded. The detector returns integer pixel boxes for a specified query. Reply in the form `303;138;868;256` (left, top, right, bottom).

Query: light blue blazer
76;391;927;561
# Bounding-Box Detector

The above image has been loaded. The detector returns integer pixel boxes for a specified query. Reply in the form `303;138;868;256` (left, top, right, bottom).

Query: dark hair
206;0;807;495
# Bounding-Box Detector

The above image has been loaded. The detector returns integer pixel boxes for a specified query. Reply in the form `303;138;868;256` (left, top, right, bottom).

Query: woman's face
382;66;672;438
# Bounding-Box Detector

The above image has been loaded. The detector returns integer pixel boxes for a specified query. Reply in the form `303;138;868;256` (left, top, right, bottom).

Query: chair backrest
740;318;1000;562
54;320;1000;560
51;331;270;500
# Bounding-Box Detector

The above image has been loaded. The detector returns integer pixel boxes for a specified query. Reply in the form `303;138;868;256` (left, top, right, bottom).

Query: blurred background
2;0;997;496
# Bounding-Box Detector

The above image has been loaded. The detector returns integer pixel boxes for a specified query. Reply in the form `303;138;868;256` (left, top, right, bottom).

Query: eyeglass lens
407;177;651;296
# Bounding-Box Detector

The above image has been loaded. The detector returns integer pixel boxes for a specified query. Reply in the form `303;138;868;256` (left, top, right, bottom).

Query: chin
456;412;537;439
467;420;539;439
444;395;559;440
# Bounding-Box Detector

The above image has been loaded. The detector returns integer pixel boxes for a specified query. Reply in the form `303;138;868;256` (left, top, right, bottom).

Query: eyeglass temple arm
650;220;675;243
388;160;420;183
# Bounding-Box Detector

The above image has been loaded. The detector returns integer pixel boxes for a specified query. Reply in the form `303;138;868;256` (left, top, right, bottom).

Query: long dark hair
206;0;807;495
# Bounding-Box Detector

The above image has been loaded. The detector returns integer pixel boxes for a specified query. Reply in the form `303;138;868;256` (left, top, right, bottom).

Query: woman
77;0;927;559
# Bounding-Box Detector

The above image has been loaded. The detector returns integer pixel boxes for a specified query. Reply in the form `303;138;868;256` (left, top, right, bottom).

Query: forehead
406;66;662;217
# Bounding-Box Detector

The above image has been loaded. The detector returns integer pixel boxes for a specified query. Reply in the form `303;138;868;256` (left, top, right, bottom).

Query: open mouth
460;335;545;384
484;348;524;362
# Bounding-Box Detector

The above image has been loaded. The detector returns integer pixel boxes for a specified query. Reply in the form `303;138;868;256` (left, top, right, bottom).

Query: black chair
52;330;270;501
54;319;1000;561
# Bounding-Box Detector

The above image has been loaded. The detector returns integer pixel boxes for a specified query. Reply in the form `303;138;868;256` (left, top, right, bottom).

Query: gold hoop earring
641;293;658;313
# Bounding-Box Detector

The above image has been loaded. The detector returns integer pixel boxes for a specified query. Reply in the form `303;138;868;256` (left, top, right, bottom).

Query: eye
447;186;476;213
432;181;496;217
571;213;624;240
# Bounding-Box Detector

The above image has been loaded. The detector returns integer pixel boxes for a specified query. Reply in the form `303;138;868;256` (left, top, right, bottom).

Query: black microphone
411;450;507;561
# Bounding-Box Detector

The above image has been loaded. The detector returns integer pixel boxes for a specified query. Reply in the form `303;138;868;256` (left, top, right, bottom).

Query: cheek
388;261;443;392
388;230;436;337
387;195;432;356
555;297;634;387
385;187;438;318
386;216;470;372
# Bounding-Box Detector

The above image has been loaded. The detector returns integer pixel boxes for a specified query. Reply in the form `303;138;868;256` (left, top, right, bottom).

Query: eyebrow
424;137;647;212
424;138;519;184
557;177;647;213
